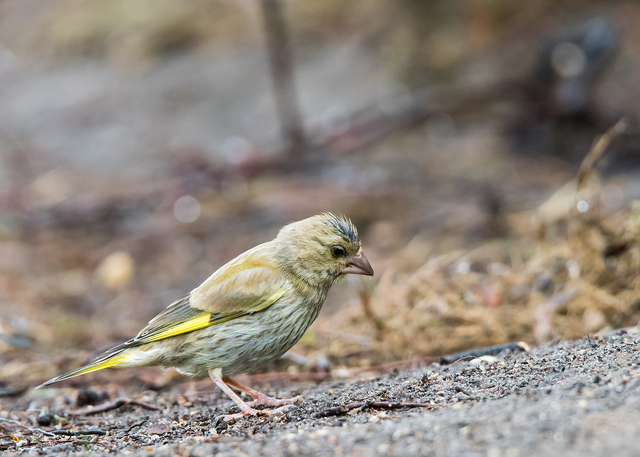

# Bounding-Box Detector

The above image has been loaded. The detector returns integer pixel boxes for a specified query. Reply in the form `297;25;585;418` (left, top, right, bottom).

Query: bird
37;213;374;420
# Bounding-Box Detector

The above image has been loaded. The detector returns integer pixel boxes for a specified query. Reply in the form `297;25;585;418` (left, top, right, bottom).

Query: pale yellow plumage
38;213;373;419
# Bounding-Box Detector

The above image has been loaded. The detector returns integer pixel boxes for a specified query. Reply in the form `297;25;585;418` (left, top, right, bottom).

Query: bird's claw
217;404;293;422
245;394;304;407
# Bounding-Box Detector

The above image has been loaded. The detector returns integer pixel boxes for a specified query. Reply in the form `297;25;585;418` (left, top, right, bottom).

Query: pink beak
343;251;374;276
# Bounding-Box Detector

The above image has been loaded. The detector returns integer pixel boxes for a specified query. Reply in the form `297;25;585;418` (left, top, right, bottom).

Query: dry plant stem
69;397;160;416
0;417;32;431
124;420;148;434
314;401;439;418
577;118;628;190
51;429;106;436
358;288;386;340
0;417;56;437
440;341;527;365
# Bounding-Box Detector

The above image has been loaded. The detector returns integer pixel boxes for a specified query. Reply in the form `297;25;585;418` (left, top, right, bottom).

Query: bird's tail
36;344;131;389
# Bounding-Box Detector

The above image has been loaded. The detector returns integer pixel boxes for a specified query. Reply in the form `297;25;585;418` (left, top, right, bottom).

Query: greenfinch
38;213;373;420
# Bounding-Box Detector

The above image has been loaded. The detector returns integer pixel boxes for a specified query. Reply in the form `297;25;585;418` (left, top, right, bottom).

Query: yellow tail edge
35;351;129;389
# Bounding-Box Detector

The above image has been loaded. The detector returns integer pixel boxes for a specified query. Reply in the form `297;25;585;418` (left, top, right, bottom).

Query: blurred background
1;0;640;389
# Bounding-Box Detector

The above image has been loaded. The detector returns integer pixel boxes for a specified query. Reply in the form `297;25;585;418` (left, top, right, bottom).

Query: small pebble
37;412;54;426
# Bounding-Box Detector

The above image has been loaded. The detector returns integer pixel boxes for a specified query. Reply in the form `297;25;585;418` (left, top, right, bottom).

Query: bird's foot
246;394;304;407
210;371;304;422
218;404;293;422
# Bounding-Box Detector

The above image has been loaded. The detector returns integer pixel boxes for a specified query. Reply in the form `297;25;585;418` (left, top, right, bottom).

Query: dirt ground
1;327;639;456
2;2;640;456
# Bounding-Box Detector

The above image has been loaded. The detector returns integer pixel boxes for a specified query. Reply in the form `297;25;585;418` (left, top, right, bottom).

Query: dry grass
313;121;640;361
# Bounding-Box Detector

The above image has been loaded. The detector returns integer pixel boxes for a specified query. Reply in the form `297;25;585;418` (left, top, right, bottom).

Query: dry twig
0;417;55;437
358;287;386;340
124;419;148;434
314;401;439;418
51;429;107;436
577;118;628;190
440;341;528;365
69;397;160;416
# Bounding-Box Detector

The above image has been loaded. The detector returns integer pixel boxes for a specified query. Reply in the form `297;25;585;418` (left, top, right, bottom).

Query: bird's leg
209;369;291;421
223;376;304;407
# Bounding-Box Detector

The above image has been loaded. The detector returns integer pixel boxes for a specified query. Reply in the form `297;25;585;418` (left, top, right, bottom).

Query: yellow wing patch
143;311;212;343
139;288;287;343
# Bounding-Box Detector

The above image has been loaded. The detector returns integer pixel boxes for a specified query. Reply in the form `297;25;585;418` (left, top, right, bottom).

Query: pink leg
209;369;296;421
223;376;304;407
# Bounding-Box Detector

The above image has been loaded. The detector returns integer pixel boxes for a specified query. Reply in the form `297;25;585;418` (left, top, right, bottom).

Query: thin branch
51;429;106;436
440;341;528;365
314;401;439;418
577;118;628;190
358;287;386;340
0;417;55;437
69;397;160;416
125;419;148;434
0;417;36;432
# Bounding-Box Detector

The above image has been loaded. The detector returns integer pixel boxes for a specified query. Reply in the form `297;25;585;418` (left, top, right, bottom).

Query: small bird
38;213;373;420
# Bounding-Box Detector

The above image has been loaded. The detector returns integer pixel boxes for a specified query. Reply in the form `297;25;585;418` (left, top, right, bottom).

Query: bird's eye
331;245;347;258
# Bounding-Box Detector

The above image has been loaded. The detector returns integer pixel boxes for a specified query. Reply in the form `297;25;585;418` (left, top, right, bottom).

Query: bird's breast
174;288;329;377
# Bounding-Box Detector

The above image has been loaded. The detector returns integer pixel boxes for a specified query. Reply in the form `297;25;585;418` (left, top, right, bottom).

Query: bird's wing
35;247;291;388
131;253;289;346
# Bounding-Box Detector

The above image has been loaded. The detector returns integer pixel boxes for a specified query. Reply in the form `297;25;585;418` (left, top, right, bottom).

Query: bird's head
274;213;374;287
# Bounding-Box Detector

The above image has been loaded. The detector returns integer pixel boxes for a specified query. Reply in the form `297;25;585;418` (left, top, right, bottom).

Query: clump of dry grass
327;120;640;360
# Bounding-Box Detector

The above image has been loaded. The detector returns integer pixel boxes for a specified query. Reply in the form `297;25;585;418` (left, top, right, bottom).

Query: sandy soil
2;328;639;456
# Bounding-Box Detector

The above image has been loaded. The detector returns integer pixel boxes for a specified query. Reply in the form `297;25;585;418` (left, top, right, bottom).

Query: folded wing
37;253;289;387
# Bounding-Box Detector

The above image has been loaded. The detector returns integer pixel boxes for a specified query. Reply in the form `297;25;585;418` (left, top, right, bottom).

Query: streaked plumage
38;213;373;420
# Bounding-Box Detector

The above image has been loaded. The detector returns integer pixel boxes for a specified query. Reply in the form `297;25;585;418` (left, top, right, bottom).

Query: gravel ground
2;329;640;456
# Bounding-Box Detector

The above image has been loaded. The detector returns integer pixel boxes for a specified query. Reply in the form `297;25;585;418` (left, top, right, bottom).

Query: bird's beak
343;251;374;276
